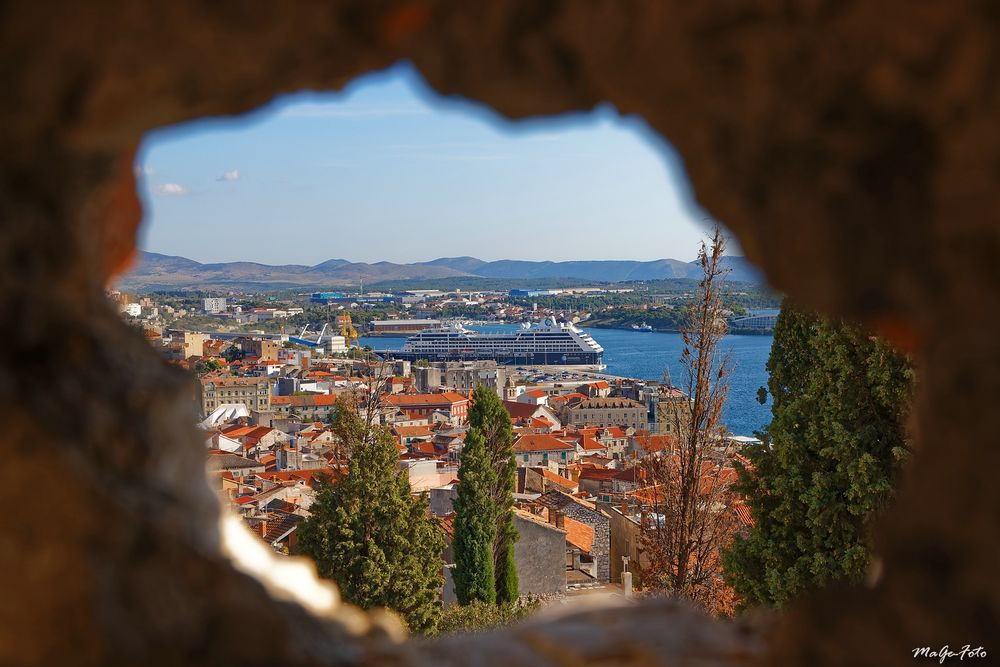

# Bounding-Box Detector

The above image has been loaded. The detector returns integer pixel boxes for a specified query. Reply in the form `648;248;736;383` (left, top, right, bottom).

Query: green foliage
494;535;519;606
296;422;445;633
432;598;541;637
193;358;222;376
723;302;914;608
452;426;497;605
468;386;519;604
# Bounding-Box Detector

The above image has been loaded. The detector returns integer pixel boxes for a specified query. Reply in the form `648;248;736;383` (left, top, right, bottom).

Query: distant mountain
418;256;490;273
467;258;695;281
119;252;765;291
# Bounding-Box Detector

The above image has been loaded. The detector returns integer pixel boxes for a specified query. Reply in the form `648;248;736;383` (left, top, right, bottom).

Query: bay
360;325;773;437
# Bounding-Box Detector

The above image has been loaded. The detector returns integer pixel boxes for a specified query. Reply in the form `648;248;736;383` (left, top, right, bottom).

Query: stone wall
556;501;611;583
607;505;646;586
2;1;999;665
513;513;567;598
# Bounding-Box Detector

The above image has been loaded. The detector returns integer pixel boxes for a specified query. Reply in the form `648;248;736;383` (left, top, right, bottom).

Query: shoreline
581;323;774;336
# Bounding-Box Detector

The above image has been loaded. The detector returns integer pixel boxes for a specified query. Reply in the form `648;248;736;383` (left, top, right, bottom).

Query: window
523;454;529;462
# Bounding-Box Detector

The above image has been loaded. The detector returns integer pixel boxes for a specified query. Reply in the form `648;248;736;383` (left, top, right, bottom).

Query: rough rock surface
1;1;998;665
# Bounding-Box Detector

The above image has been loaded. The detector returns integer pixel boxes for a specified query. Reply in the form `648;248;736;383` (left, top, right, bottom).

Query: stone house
607;503;649;586
564;397;646;431
440;508;567;605
534;490;611;583
513;433;577;469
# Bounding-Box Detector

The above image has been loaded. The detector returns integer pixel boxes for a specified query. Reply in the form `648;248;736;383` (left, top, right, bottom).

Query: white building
323;335;348;354
202;297;227;314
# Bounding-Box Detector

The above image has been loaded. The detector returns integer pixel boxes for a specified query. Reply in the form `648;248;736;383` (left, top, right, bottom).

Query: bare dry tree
330;350;396;457
639;227;741;616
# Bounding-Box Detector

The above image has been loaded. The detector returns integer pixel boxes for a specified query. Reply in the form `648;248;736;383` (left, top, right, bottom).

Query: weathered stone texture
1;1;998;665
513;513;567;598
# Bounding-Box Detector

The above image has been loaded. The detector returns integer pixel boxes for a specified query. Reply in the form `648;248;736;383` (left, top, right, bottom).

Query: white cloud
154;183;187;196
217;169;239;182
133;164;155;177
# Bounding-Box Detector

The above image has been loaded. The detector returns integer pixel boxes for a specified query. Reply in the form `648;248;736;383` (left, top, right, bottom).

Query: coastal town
8;5;978;664
112;281;779;341
111;282;761;607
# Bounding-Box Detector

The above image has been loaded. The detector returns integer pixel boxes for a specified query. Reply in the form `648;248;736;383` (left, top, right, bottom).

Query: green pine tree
723;302;914;607
494;536;519;605
452;425;498;604
468;385;519;605
296;412;445;633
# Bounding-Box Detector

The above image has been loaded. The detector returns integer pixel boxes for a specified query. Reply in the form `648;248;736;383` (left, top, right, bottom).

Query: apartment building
202;297;227;314
239;337;280;362
565;397;646;430
413;360;507;396
200;376;272;415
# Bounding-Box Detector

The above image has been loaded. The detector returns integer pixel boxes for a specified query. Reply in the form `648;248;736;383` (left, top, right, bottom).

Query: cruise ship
390;319;604;365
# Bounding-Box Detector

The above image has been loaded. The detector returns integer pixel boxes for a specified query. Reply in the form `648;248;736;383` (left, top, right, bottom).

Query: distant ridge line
120;251;764;289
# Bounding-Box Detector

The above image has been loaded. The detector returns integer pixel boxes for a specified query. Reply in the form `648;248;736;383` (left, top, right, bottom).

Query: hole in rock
115;61;783;625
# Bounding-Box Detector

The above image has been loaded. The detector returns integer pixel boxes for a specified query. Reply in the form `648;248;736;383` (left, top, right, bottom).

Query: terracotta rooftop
271;394;338;407
514;433;576;453
534;467;578;492
384;392;469;406
563;516;595;553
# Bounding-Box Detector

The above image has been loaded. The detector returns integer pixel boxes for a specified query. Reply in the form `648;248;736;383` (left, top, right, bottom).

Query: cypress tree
452;425;497;604
468;385;519;606
723;302;913;607
296;413;445;633
494;537;518;605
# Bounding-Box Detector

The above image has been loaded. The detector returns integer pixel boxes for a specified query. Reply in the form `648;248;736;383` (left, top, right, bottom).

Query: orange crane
336;313;360;347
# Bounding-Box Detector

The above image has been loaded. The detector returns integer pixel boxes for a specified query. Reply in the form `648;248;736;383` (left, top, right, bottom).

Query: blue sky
137;62;714;265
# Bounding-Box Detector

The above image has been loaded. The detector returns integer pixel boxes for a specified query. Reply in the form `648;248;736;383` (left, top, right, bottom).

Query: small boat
632;322;653;332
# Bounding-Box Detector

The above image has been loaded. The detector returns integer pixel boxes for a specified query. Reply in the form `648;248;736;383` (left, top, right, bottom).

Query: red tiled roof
733;452;754;470
503;401;552;420
629;485;666;504
514;433;576;453
633;433;676;453
549;392;588;403
394;424;434;437
384;391;469;407
439;512;456;539
578;468;620;482
734;502;755;527
411;442;437;455
563;516;594;553
539;468;577;491
271;394;338;407
256;467;341;487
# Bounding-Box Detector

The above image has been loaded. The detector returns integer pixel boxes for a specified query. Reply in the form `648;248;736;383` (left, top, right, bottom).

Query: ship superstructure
393;319;604;365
